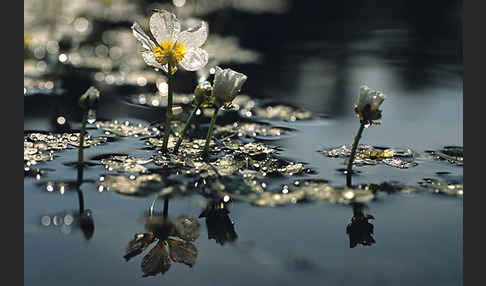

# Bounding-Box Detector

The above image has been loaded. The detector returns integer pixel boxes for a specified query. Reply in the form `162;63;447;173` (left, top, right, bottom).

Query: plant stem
174;102;202;154
346;123;365;187
161;61;174;153
78;110;89;170
204;107;219;155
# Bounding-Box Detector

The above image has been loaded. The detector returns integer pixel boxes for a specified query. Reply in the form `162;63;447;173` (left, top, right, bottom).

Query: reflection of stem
149;196;170;218
204;107;219;155
174;102;202;154
77;189;85;214
76;159;85;214
163;197;169;219
351;202;363;217
162;62;174;153
78;110;89;170
346;123;365;187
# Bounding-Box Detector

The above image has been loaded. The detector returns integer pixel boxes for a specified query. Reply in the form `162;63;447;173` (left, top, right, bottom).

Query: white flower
355;85;385;122
131;10;209;73
212;66;247;107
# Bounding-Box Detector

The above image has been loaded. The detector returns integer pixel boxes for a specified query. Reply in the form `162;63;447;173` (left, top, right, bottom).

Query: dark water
24;0;463;285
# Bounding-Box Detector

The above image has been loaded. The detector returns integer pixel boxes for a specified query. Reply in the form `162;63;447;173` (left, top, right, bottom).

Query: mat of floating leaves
419;178;463;196
320;144;418;169
100;155;153;173
215;122;288;138
96;121;160;137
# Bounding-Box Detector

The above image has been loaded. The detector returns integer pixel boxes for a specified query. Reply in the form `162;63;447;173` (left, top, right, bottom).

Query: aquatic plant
77;86;100;169
203;66;247;154
346;85;385;186
131;9;208;153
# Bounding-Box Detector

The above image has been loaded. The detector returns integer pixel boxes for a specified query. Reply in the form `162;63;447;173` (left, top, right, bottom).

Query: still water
25;0;462;285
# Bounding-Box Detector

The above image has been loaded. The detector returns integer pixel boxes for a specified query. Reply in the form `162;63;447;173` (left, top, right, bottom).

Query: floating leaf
250;105;313;121
26;132;107;150
320;145;418;169
100;155;152;173
99;174;164;196
429;146;463;166
252;180;374;207
419;178;463;196
362;181;423;194
96;120;160;137
130;92;194;108
215;122;289;138
24;141;53;165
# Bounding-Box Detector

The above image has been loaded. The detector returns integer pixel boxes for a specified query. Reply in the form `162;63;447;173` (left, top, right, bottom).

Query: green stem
161;62;174;153
346;123;365;187
78;110;89;169
174;102;202;154
204;107;220;154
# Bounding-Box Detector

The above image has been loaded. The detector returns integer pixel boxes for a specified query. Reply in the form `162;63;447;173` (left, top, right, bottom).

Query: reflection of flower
354;85;385;124
199;199;238;245
131;9;208;74
79;210;95;240
346;204;375;248
124;212;200;277
212;66;247;108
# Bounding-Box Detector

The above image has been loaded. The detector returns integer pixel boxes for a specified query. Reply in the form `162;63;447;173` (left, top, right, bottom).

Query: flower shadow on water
346;203;375;248
124;196;200;277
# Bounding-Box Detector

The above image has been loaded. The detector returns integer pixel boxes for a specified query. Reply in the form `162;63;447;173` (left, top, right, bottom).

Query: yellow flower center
151;41;186;66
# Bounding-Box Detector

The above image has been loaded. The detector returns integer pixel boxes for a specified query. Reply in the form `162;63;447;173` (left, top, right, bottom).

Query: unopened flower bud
194;81;212;106
212;66;247;108
355;85;385;123
79;86;100;110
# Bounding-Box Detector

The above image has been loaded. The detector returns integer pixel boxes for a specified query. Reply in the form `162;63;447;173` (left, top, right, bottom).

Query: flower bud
79;86;101;110
194;81;212;106
212;66;247;108
355;85;385;123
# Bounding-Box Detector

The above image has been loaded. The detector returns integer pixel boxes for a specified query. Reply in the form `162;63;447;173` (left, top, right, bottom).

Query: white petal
212;66;247;104
131;22;155;50
358;85;385;112
150;10;180;44
179;48;208;71
142;51;163;69
230;72;247;94
178;21;208;48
